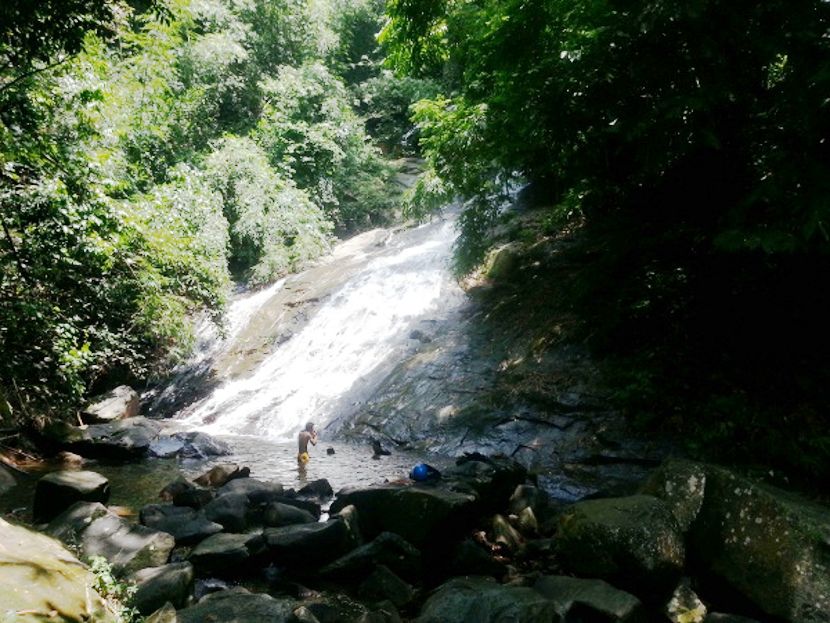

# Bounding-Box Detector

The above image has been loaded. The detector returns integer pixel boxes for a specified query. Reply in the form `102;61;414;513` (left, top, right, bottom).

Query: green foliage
89;556;140;623
325;0;385;85
255;63;396;232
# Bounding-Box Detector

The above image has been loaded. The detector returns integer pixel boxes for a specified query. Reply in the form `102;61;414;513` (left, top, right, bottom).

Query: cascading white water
178;217;462;440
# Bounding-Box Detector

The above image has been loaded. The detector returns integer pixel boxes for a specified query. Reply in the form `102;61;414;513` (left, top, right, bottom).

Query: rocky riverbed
2;445;828;623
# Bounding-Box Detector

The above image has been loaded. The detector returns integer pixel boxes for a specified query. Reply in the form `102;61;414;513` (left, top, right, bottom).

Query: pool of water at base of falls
0;434;452;519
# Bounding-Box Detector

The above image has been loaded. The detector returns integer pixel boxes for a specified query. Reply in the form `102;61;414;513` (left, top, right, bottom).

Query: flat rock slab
47;501;175;576
81;385;139;424
33;469;110;522
264;516;359;569
329;484;477;547
188;532;266;575
0;518;116;622
176;589;295;623
534;575;646;622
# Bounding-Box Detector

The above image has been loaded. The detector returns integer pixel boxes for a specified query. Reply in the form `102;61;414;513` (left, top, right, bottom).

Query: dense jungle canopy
2;0;829;478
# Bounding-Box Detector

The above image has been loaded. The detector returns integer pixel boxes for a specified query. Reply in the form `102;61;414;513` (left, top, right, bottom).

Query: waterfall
177;216;463;440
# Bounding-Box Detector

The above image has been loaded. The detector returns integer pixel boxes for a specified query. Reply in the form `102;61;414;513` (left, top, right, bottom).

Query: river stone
173;431;231;458
81;385;139;424
359;564;416;607
160;477;215;509
264;515;360;569
534;575;646;622
203;492;252;532
263;501;317;527
686;463;830;622
176;589;295;623
665;578;706;623
640;459;707;532
0;517;116;622
320;531;423;583
47;501;175;575
130;561;194;615
448;538;508;578
445;455;527;513
33;469;110;522
416;576;559;623
358;602;404;623
149;436;186;458
0;463;16;495
145;602;178;623
297;478;334;500
218;477;285;505
299;593;370;623
74;416;161;460
140;504;223;545
329;484;477;547
188;532;266;574
271;494;322;519
556;494;685;595
194;463;250;488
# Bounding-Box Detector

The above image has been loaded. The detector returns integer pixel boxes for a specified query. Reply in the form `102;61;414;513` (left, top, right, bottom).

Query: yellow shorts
298;452;310;464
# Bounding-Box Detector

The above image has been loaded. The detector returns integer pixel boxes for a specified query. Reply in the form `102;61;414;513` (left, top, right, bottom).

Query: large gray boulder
264;512;360;569
416;576;559;623
176;589;295;623
218;477;285;504
203;492;252;532
129;562;194;615
74;417;161;460
329;484;477;547
188;533;266;575
33;469;110;522
678;463;830;622
556;494;685;595
173;431;231;458
0;518;116;622
140;504;223;545
47;501;175;575
81;385;139;424
320;531;423;583
263;501;317;527
534;575;646;622
640;459;707;532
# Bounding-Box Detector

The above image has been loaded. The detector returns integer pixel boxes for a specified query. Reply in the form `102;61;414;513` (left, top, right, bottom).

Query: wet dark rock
448;538;507;579
320;531;423;584
297;478;334;501
640;459;707;532
172;431;231;458
194;577;229;600
408;329;432;343
176;588;295;623
445;456;527;514
357;602;403;623
682;462;830;622
299;593;370;623
33;469;110;523
536;473;600;505
71;417;161;460
188;533;266;575
160;476;214;509
47;502;175;575
194;463;250;488
371;439;391;458
218;477;285;505
129;562;194;615
264;513;361;569
148;436;185;458
327;447;336;455
534;575;647;622
416;576;558;623
81;385;139;424
263;502;317;528
358;565;416;607
0;463;15;495
329;484;477;548
145;602;177;623
203;492;252;532
556;495;685;596
139;504;223;545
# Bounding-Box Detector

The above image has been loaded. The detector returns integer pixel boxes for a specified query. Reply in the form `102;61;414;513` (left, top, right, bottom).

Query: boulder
684;463;830;622
218;477;285;503
176;589;295;623
534;575;646;622
0;463;16;495
556;495;685;595
140;504;223;545
145;602;178;623
33;469;110;522
329;484;477;547
81;385;139;424
298;593;370;623
359;565;416;607
665;578;706;623
448;538;507;579
188;533;266;575
640;459;707;532
264;514;360;569
297;478;334;501
129;562;194;615
203;492;253;532
193;463;250;488
445;455;527;513
271;495;322;520
47;501;175;575
320;531;423;583
416;576;559;623
149;436;186;459
358;602;403;623
173;431;231;458
160;477;215;509
0;517;116;622
73;417;161;460
263;501;317;527
492;513;523;551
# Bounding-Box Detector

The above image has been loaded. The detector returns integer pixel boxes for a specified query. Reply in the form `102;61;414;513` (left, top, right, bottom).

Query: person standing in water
298;421;317;464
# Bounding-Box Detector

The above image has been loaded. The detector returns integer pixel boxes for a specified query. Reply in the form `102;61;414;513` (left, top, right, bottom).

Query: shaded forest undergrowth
472;200;830;489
